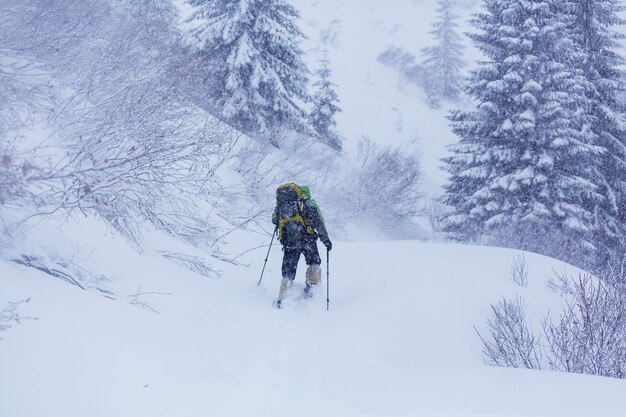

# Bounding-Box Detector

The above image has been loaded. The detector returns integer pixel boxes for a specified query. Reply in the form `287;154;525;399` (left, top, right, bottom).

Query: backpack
275;183;314;246
299;185;326;229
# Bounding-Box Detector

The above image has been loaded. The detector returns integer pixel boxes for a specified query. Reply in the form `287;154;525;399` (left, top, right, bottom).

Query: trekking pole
257;228;277;287
326;249;330;311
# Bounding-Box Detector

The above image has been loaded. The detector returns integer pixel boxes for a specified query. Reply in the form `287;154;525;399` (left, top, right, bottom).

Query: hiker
272;183;332;307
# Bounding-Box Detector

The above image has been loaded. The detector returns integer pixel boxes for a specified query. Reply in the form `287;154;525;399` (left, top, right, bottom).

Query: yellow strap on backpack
278;215;310;241
276;183;314;241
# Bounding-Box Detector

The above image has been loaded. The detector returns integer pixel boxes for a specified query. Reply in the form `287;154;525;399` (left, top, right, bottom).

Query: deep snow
2;237;626;417
4;1;626;416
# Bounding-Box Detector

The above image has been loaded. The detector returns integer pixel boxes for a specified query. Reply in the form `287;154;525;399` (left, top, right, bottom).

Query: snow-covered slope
4;2;626;417
293;0;482;198
2;238;625;417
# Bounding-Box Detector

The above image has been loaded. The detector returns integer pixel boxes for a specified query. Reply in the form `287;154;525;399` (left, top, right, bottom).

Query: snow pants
278;239;322;301
281;239;321;281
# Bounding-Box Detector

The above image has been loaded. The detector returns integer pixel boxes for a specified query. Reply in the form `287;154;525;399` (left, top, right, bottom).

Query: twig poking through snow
511;254;529;288
126;284;172;314
159;250;221;278
0;298;38;340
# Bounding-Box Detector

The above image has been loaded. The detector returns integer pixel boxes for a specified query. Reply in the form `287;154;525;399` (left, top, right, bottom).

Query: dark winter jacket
271;188;331;248
302;197;331;246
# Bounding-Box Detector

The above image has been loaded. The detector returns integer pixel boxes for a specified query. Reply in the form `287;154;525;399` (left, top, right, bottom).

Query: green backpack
299;185;326;228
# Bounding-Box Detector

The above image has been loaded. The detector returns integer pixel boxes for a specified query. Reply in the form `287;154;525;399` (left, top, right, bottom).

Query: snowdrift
2;233;625;417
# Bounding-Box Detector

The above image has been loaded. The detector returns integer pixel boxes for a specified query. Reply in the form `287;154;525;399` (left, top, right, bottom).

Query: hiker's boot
304;283;315;298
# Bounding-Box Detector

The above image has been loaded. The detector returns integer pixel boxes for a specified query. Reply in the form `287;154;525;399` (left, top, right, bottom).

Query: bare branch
0;298;38;340
476;295;542;369
511;254;529;288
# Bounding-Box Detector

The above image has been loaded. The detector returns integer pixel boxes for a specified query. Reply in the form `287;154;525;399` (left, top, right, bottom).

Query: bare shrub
0;1;232;249
0;0;102;211
12;255;86;289
226;130;341;237
12;253;116;299
603;249;626;286
543;274;626;378
511;254;529;287
0;142;29;207
546;269;574;296
424;200;447;235
475;295;542;369
159;251;220;279
339;137;422;236
480;272;626;380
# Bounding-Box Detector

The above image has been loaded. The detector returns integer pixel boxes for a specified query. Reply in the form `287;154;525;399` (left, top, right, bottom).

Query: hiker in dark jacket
272;184;332;307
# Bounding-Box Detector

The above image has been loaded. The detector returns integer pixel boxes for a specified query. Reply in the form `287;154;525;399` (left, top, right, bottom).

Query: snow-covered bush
0;0;62;129
0;0;72;212
343;138;423;236
0;0;234;249
47;2;232;246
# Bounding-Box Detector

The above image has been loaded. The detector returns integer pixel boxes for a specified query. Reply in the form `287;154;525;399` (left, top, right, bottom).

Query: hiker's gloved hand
323;239;332;252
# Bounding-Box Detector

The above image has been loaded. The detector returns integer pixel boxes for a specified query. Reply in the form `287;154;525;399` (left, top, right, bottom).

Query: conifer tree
420;0;466;105
567;0;626;269
309;54;342;151
441;0;603;259
187;0;310;136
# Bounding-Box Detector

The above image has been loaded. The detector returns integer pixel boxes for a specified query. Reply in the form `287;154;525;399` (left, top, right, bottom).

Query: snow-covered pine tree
442;0;604;261
309;55;342;151
187;0;310;137
420;0;466;106
566;0;626;274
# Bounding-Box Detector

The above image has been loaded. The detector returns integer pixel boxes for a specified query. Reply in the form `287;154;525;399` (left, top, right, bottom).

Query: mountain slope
293;0;482;198
4;2;626;416
2;238;625;417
